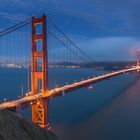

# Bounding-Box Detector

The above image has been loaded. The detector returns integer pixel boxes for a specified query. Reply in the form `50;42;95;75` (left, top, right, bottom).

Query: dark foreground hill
0;110;57;140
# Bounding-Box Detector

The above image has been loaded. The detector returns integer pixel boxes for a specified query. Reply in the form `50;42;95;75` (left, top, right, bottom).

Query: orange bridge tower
136;50;140;68
31;15;49;129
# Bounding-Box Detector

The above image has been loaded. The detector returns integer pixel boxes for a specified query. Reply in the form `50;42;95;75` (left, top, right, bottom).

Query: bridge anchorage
31;15;49;129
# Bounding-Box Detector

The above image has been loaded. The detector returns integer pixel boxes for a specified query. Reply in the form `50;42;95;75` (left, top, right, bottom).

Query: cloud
0;12;30;30
1;0;140;62
1;0;140;37
46;0;140;36
75;37;139;61
0;12;29;21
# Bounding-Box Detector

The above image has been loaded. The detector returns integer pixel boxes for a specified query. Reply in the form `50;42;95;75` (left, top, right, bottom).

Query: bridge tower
31;15;49;129
136;51;140;68
136;50;140;74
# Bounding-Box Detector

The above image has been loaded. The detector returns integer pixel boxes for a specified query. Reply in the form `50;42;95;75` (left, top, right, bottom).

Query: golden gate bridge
0;15;140;129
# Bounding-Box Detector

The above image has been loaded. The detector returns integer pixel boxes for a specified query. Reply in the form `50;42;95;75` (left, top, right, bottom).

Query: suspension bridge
0;15;140;129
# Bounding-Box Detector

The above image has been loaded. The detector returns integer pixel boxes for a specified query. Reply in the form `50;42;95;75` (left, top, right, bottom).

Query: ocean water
0;68;138;139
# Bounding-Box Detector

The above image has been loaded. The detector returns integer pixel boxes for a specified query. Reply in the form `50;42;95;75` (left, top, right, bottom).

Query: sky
1;0;140;61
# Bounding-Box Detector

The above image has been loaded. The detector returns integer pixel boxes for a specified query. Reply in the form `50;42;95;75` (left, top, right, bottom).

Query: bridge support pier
31;15;49;129
32;98;50;129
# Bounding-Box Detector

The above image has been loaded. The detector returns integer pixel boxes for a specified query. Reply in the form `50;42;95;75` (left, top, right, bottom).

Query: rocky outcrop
0;110;57;140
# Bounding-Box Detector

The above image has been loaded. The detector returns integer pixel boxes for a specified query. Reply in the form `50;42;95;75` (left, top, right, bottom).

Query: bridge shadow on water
60;77;140;140
47;72;139;140
0;67;139;140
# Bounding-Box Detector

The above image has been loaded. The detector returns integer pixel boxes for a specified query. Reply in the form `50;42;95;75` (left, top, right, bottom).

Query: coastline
61;78;140;140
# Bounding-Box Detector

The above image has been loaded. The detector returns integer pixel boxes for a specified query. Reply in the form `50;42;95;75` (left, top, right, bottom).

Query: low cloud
75;37;140;61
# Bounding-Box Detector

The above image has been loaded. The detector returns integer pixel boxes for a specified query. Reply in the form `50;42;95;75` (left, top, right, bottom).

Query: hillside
0;110;57;140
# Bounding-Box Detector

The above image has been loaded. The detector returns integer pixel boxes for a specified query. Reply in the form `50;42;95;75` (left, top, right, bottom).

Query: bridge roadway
0;66;140;110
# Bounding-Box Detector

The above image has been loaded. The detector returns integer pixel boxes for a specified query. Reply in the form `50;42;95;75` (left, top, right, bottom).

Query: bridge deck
0;67;139;110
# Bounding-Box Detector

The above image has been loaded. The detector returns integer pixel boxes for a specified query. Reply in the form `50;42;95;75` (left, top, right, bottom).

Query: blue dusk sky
1;0;140;61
